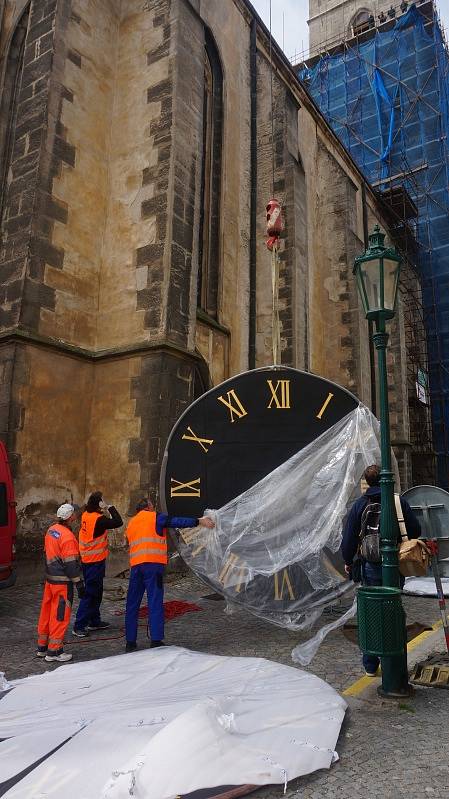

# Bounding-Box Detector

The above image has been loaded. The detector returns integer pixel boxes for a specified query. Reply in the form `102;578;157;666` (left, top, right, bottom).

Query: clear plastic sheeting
0;647;347;799
176;405;381;662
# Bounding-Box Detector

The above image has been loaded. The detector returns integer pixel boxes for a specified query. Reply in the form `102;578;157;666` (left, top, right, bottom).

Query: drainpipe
249;18;257;370
362;183;377;416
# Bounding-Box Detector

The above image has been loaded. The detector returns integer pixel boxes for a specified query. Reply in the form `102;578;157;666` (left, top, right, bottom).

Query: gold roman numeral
218;553;247;592
181;426;214;453
180;527;207;557
273;568;295;600
316;392;334;420
170;477;201;498
217;389;248;422
267;379;291;409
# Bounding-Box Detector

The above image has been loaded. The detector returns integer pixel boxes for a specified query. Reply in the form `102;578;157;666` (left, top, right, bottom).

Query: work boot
125;642;137;653
86;621;110;631
36;648;47;658
45;652;73;662
72;628;89;638
150;640;165;648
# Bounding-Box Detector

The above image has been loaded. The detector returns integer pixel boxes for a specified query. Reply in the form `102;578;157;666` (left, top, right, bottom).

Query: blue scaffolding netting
300;3;449;486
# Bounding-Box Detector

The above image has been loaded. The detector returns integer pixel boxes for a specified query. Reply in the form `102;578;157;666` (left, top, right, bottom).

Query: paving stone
1;565;448;798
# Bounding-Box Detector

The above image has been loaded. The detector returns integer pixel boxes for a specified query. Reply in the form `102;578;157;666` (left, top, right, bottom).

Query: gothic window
351;10;374;37
197;30;223;319
0;6;30;224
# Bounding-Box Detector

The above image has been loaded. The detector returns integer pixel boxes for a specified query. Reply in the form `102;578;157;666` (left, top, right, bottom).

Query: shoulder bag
395;494;430;577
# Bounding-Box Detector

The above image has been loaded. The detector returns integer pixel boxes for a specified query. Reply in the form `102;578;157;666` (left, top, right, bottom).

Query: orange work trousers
37;582;73;655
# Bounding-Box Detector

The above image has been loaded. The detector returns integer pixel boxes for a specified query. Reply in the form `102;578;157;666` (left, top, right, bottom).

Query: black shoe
86;621;110;631
72;628;89;638
125;642;137;653
150;640;165;648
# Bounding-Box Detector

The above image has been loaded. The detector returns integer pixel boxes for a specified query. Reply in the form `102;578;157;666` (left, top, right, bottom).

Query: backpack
359;498;381;563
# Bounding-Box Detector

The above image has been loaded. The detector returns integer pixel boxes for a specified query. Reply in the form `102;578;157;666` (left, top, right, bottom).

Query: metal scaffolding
300;1;449;487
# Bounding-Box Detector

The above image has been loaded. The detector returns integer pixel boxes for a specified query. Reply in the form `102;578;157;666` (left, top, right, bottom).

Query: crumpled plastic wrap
175;404;381;663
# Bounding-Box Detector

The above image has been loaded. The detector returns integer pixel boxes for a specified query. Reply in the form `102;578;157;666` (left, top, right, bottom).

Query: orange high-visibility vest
45;523;80;583
126;510;167;566
79;511;108;563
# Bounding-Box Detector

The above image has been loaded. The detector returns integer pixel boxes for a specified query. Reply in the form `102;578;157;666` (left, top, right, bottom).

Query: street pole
373;314;410;696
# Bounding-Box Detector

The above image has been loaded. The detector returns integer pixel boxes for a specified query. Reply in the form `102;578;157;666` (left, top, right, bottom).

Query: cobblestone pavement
1;560;449;799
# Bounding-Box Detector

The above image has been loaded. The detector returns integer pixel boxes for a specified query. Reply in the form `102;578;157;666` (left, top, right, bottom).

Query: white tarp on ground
0;647;346;799
403;576;449;596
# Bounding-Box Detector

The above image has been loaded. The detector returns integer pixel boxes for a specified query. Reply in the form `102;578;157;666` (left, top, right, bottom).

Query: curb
342;620;444;698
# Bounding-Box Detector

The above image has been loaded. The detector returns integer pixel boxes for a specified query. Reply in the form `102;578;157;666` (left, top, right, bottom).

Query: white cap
57;503;75;520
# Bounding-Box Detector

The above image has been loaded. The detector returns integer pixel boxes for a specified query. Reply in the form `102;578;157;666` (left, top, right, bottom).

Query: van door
0;441;16;588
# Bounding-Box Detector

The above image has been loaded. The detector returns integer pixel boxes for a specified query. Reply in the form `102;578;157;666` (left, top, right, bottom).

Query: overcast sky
250;0;449;63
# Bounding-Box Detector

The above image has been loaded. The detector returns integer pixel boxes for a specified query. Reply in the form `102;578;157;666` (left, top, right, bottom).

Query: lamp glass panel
360;258;381;312
383;257;400;311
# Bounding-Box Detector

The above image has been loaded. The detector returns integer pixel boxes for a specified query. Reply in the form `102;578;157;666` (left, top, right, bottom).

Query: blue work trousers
74;560;106;630
361;562;382;673
125;562;164;644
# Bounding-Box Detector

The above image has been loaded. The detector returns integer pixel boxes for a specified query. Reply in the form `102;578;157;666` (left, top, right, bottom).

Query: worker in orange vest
37;503;84;662
124;499;214;652
73;491;123;637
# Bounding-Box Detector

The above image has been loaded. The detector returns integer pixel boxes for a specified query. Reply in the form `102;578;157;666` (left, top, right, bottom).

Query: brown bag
395;494;430;577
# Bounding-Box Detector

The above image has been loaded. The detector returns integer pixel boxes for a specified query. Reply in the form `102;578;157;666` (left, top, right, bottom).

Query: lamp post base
377;684;414;699
379;652;411;697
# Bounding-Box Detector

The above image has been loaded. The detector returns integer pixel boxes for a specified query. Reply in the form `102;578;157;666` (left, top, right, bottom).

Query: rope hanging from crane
266;199;283;365
265;0;283;367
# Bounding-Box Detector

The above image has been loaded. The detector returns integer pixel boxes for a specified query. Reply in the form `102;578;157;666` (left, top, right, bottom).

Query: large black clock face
160;366;358;621
160;366;358;517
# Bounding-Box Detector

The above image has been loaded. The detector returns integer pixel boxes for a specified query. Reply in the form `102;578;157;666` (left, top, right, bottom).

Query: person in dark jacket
73;491;123;637
341;464;421;676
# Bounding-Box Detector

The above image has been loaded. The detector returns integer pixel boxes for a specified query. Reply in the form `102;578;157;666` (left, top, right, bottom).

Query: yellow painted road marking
343;674;379;696
342;620;443;697
406;619;442;653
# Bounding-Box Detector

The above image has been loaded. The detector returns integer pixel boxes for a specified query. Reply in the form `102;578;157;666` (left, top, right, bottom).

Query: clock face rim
159;365;359;514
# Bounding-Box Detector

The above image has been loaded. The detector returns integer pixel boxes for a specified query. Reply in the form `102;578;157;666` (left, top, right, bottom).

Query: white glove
99;500;109;511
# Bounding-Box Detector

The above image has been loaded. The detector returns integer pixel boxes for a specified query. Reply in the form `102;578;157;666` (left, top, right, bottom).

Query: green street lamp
353;225;410;697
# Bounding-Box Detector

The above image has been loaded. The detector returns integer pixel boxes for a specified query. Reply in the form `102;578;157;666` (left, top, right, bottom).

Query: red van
0;441;16;588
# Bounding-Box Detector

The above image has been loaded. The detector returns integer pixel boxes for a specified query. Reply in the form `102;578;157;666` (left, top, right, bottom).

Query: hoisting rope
267;203;282;365
266;0;283;366
269;0;275;195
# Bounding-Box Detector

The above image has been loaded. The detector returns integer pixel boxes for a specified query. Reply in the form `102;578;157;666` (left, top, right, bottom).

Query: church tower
308;0;405;55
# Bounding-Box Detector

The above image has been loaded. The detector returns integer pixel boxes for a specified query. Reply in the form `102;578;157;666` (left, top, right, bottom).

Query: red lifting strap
266;198;283;251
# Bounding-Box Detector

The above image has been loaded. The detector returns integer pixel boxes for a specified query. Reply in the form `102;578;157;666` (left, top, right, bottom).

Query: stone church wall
0;0;416;548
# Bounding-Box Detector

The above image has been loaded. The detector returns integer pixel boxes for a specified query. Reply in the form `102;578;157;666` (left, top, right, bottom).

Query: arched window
197;30;223;319
193;355;212;398
0;7;30;225
351;9;374;37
